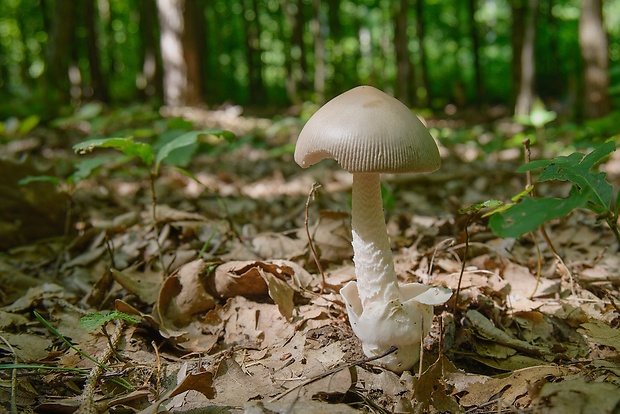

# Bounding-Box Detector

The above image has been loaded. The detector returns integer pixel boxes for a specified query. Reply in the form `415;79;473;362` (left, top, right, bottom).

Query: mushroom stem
351;173;401;308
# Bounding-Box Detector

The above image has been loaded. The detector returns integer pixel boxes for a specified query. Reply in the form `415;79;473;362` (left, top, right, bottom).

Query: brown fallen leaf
111;265;162;305
138;362;215;414
212;259;312;320
459;365;577;409
413;355;461;413
155;259;215;327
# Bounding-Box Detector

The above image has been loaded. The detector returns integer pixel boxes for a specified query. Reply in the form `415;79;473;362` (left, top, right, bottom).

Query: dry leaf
111;265;162;305
155;259;215;327
460;366;576;408
535;376;620;414
578;319;620;350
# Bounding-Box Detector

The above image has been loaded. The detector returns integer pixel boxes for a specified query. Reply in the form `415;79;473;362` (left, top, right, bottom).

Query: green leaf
154;131;201;174
17;115;40;135
70;156;112;184
79;311;141;332
459;199;503;215
73;137;154;166
154;128;235;174
488;190;590;238
517;142;616;211
18;175;60;186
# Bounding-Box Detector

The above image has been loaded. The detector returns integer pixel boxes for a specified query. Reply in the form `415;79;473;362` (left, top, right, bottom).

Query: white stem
351;173;401;308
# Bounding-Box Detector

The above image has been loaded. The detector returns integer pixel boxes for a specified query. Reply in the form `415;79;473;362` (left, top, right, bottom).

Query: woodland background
0;0;618;119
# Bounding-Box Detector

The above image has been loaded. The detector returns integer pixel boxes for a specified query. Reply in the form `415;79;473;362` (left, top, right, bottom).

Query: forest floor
1;104;619;413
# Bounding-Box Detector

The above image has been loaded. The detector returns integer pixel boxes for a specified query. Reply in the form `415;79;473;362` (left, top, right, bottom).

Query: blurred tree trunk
283;0;308;104
15;12;31;85
415;0;429;107
467;0;483;105
514;0;539;116
183;0;204;102
394;0;412;105
327;0;344;95
579;0;610;119
46;0;76;107
137;0;163;100
157;0;202;106
84;0;109;102
311;0;325;103
243;0;266;104
511;0;524;106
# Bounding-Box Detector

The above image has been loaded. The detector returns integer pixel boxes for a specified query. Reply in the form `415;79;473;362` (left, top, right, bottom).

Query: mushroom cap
294;85;440;174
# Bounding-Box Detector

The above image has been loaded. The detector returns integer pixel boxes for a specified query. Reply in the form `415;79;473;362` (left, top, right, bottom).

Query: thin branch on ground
75;319;126;414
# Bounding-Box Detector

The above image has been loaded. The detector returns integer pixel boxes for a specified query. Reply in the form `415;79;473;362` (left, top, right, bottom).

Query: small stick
75;319;126;414
453;216;473;315
0;335;18;414
304;183;328;293
269;345;398;402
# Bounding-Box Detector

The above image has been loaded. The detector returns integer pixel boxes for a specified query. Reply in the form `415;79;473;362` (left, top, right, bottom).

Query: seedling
74;128;234;273
487;141;619;245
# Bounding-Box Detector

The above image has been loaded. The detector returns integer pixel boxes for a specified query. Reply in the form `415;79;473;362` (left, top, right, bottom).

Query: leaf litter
0;109;619;413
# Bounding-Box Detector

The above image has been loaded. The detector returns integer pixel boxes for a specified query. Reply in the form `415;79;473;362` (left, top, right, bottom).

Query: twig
453;216;473;315
0;335;18;414
268;345;397;403
75;319;126;414
149;172;167;276
304;183;328;293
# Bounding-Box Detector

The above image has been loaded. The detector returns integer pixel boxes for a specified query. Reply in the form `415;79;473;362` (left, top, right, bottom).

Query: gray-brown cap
294;85;440;174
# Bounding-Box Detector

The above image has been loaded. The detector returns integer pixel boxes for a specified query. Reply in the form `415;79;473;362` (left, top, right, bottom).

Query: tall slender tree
137;0;163;100
45;0;76;108
311;0;326;103
415;0;429;107
243;0;266;104
283;0;309;104
579;0;610;119
513;0;539;116
467;0;483;105
394;0;412;105
84;0;109;102
157;0;202;106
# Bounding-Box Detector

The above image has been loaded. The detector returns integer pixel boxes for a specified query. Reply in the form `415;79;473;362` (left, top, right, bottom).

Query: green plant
486;141;619;245
73;128;234;273
33;311;133;390
79;311;141;332
0;115;40;141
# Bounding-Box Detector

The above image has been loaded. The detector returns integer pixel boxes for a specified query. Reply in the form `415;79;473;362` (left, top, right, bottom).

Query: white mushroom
295;85;452;372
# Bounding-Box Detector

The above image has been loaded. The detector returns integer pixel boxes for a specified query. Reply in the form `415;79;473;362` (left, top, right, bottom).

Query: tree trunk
394;0;412;105
283;0;308;104
327;0;344;95
84;0;109;102
243;0;266;104
137;0;163;100
514;0;539;116
46;0;76;107
579;0;610;119
183;0;204;103
311;0;325;104
157;0;202;106
415;0;429;107
467;0;483;105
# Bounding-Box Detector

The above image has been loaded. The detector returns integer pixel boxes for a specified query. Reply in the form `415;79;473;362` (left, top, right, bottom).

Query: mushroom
294;85;452;372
